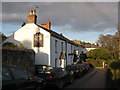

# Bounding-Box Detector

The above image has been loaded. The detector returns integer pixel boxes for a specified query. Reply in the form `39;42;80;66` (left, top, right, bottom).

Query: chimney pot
30;10;36;15
28;9;37;24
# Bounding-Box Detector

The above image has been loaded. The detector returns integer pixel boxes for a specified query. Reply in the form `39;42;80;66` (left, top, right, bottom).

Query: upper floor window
71;45;72;53
55;58;57;67
61;42;63;52
34;32;43;47
55;40;58;53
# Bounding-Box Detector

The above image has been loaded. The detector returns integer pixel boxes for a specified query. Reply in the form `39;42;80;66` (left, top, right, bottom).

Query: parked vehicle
36;67;74;88
77;63;88;73
2;64;43;90
34;65;51;76
88;63;94;71
83;62;89;71
65;64;83;78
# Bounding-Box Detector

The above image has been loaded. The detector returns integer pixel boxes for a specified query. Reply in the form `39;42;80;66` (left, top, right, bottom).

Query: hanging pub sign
34;32;43;47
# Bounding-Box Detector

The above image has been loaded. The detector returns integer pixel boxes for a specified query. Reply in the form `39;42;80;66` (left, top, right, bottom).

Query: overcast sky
1;2;118;43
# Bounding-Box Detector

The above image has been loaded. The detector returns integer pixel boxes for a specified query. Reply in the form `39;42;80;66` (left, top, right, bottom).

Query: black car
88;63;94;71
36;67;74;88
2;64;43;90
34;65;51;76
77;63;89;73
65;64;83;78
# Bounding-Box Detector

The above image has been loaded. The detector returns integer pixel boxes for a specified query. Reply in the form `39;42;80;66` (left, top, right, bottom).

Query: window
55;40;58;53
71;45;72;53
34;32;43;47
55;58;57;67
55;68;63;75
2;67;12;80
11;68;28;80
61;42;63;52
62;69;67;75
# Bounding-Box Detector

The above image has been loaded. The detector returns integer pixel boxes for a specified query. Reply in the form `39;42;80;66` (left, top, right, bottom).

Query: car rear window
2;67;12;80
35;65;54;74
66;66;76;71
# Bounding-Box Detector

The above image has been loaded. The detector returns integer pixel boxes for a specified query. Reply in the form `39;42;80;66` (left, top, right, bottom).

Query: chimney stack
41;20;51;30
28;10;37;24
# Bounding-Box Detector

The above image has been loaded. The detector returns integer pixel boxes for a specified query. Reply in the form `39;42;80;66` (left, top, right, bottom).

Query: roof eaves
36;24;81;47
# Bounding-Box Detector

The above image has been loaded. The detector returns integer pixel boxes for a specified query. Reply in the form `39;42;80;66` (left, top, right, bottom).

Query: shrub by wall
106;61;120;88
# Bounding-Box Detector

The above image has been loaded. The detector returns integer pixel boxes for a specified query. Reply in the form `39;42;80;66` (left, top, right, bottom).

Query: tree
96;32;119;61
97;33;119;51
87;48;112;60
0;32;7;42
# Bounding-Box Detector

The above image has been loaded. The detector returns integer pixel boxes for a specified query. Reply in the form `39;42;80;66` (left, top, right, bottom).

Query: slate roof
36;24;83;47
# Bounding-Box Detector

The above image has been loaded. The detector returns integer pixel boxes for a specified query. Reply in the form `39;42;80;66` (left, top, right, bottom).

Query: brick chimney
41;20;51;30
28;10;37;24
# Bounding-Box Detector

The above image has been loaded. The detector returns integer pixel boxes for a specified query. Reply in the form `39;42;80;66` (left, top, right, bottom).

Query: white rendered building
2;10;87;68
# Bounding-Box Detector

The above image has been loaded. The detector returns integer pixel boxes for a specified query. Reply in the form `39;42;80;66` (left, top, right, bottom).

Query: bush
108;61;120;88
2;42;18;48
19;44;27;49
86;58;103;67
110;61;120;70
87;48;112;60
2;42;27;49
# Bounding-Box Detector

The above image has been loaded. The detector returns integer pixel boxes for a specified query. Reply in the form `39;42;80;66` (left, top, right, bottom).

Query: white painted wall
86;48;96;51
2;23;51;66
34;27;50;65
67;43;73;65
1;34;21;46
2;23;86;67
50;36;66;67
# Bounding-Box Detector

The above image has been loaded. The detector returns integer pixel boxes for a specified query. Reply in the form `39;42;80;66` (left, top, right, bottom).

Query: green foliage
110;61;120;70
108;61;120;88
0;32;7;42
86;58;103;67
87;48;112;60
19;44;27;49
2;42;18;48
2;42;27;49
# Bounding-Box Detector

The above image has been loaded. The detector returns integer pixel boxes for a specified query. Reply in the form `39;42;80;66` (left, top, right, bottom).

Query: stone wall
2;47;35;76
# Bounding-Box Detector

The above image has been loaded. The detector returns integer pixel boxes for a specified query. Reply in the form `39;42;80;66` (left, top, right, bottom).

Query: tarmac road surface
65;68;107;88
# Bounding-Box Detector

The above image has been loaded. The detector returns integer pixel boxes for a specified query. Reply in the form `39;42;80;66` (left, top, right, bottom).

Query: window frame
55;58;57;67
2;67;13;81
61;42;63;52
55;40;58;53
34;32;44;47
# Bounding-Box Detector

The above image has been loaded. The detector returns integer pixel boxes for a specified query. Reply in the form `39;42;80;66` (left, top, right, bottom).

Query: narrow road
65;68;107;88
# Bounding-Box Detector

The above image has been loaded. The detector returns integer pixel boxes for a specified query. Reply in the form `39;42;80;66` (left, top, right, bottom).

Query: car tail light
82;68;85;70
76;70;79;72
48;76;56;78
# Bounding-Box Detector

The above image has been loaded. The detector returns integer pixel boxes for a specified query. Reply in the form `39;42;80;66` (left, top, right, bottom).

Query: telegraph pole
118;2;120;61
119;31;120;60
118;25;120;60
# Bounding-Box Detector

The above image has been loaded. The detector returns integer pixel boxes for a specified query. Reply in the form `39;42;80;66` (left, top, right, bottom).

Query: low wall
2;47;35;76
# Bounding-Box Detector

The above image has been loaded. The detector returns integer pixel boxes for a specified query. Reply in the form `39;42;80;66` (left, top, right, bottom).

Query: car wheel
58;81;64;88
35;85;41;90
69;77;74;84
78;73;81;78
